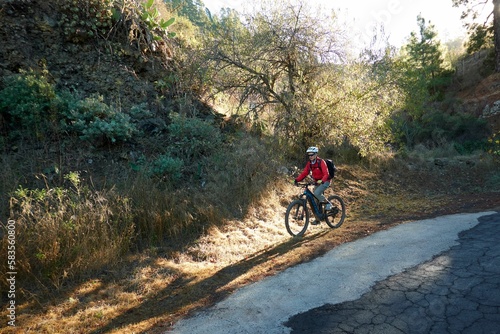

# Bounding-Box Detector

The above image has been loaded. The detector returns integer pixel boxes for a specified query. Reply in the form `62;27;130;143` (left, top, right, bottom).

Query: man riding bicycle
294;146;332;220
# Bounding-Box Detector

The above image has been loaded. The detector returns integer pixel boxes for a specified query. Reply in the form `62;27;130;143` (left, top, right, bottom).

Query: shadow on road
88;230;329;333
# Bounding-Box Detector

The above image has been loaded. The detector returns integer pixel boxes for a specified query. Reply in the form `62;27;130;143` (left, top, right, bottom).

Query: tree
404;15;452;99
389;15;471;149
193;0;409;156
203;0;346;150
164;0;209;27
452;0;500;72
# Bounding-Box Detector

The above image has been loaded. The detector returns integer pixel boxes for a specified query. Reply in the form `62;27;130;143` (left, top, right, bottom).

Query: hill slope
0;1;500;333
0;0;165;110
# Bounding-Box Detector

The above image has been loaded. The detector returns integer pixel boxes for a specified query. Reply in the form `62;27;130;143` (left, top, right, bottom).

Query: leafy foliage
148;154;184;182
331;59;404;155
391;109;489;150
142;0;176;39
58;93;138;144
0;69;57;137
57;0;115;42
138;114;223;182
166;113;222;163
0;70;143;144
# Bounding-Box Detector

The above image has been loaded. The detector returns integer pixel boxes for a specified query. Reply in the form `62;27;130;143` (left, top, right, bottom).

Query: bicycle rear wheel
285;199;309;237
325;195;346;229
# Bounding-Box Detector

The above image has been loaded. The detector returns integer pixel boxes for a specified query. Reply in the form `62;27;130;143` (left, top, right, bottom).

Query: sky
203;0;468;49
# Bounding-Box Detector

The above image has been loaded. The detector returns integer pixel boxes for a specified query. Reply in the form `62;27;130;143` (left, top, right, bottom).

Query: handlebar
294;181;317;187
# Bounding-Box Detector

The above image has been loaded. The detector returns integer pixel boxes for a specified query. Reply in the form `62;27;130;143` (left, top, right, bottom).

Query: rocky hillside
458;72;500;133
446;48;500;132
0;0;178;117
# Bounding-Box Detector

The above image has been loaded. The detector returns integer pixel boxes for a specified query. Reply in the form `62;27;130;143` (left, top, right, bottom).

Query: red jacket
295;158;330;183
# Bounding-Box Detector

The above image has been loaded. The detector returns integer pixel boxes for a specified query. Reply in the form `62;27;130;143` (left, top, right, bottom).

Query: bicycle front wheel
325;195;346;229
285;199;309;237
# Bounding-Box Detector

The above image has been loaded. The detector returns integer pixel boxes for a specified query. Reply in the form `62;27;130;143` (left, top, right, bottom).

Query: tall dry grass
0;172;135;292
124;135;279;247
0;135;281;297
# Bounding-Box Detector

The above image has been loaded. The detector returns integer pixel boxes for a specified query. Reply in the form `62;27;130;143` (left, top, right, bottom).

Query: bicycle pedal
310;220;320;225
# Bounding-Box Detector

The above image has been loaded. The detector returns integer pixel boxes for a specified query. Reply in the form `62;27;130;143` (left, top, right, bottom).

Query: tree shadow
87;230;329;333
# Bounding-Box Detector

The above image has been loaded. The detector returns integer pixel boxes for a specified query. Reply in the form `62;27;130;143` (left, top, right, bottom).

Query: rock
481;100;500;118
434;158;448;167
277;166;289;175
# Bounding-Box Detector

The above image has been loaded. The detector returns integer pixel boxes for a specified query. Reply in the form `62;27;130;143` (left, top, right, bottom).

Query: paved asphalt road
170;211;500;334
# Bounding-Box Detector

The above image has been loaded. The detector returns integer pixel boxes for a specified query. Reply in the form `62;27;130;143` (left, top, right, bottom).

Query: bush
59;92;137;143
0;70;143;144
59;93;138;144
167;114;222;163
57;90;144;144
149;154;184;182
0;70;57;137
392;109;489;150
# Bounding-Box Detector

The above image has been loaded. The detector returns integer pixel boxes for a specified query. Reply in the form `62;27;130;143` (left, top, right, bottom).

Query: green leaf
143;0;154;10
111;8;121;21
160;17;175;29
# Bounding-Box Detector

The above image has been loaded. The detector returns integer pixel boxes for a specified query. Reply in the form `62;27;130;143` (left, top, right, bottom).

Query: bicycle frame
300;185;325;221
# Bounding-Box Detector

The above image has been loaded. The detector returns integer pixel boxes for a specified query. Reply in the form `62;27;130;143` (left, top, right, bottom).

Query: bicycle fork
292;199;307;221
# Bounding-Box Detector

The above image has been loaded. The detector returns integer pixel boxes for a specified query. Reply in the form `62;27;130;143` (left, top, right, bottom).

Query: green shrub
392;109;489;150
149;154;184;182
58;93;138;144
167;114;222;163
0;71;142;144
454;140;488;155
0;70;57;137
129;102;153;119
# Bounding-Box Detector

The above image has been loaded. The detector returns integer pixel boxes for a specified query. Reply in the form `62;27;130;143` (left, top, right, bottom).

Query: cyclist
294;146;332;223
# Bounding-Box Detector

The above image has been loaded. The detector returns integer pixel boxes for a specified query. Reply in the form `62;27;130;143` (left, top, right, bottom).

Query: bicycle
285;182;346;237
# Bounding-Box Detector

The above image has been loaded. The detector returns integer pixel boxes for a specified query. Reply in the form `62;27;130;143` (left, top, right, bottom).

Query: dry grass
1;172;135;292
1;154;499;334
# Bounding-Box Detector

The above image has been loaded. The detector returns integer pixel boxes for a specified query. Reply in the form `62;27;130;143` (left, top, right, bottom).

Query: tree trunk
494;0;500;72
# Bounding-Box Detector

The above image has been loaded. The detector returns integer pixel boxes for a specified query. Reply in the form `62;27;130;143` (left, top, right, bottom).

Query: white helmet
306;146;318;154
